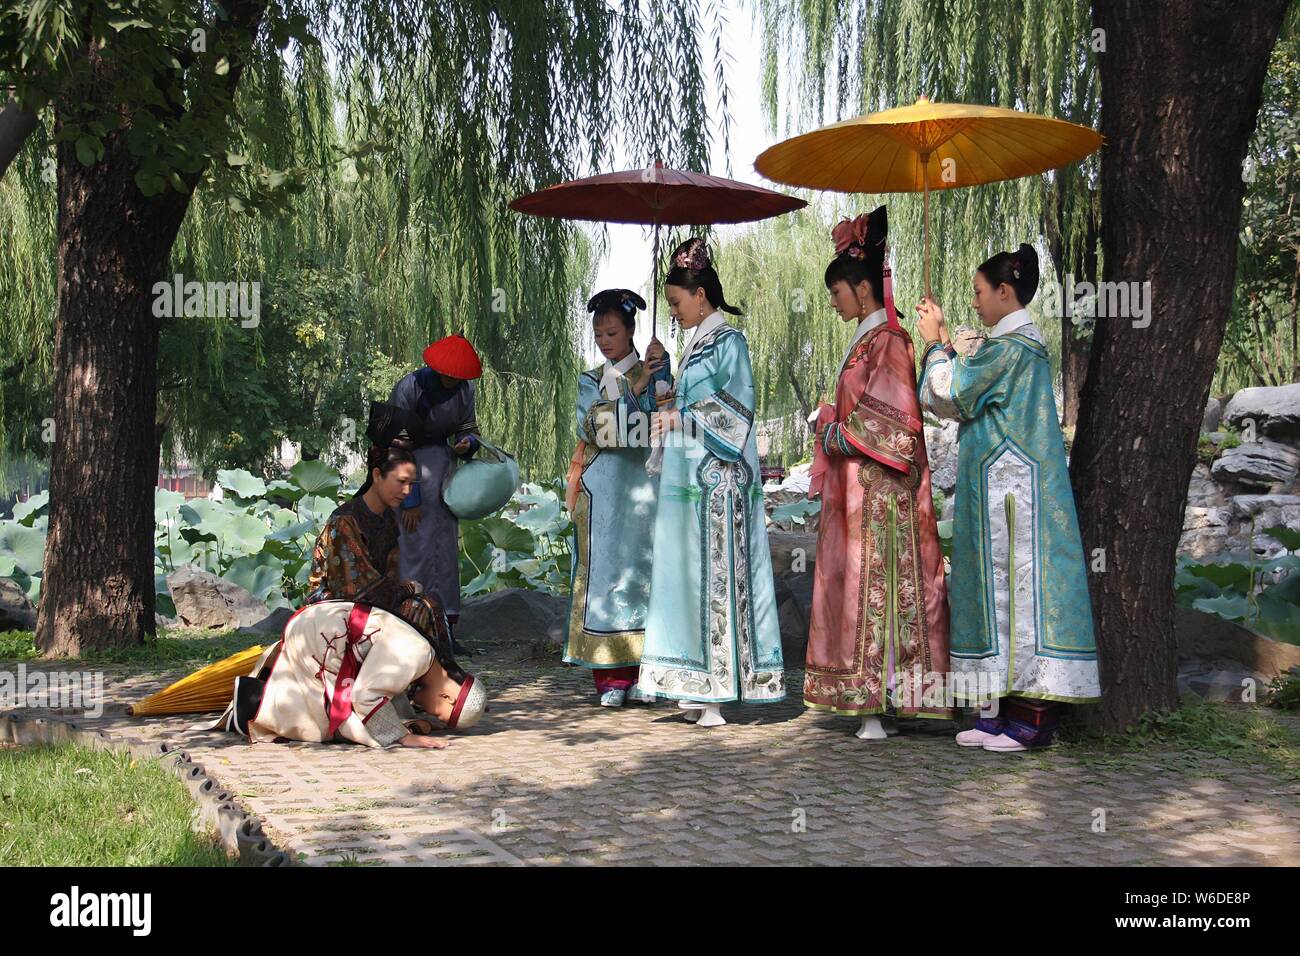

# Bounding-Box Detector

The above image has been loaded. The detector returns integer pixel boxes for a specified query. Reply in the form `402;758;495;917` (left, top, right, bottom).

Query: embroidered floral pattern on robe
804;325;952;717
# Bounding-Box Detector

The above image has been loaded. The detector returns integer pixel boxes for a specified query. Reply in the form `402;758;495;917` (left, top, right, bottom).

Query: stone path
3;657;1299;866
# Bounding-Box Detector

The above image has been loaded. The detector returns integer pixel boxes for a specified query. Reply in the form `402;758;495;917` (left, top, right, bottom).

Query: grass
0;629;262;667
1054;696;1300;782
0;742;236;866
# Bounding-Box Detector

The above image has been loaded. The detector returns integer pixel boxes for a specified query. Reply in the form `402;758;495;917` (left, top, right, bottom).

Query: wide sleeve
576;372;650;448
452;381;480;459
345;628;435;749
821;330;922;473
307;515;412;610
918;338;1016;422
682;331;756;463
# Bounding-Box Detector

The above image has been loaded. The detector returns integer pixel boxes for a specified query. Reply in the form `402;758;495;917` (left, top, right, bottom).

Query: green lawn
0;742;236;866
0;628;261;666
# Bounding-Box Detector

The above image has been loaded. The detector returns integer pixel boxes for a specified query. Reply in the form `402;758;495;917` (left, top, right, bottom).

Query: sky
580;0;780;364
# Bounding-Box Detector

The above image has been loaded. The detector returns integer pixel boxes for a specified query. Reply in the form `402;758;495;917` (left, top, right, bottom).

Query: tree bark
1072;0;1289;730
36;2;267;655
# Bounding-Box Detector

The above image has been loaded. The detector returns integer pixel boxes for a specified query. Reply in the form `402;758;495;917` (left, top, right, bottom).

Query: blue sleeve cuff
457;434;480;460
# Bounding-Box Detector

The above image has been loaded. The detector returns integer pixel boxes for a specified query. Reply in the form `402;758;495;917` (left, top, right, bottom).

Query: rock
941;495;955;521
1202;396;1223;434
155;614;177;630
456;587;566;647
1210;440;1300;488
1185;463;1227;508
773;574;809;662
1176;606;1300;683
768;531;818;577
1223;383;1300;439
1178;665;1269;703
1229;494;1300;519
924;420;959;494
0;578;36;632
238;605;294;637
166;564;271;630
1177;507;1232;559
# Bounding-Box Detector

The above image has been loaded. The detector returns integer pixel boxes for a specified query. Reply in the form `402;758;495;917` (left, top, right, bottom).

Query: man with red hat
388;333;483;653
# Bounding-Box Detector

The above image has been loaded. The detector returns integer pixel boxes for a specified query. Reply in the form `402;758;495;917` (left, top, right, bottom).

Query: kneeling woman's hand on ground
399;730;449;749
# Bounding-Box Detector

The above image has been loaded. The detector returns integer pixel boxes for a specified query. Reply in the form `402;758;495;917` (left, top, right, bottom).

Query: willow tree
752;0;1099;426
0;0;722;655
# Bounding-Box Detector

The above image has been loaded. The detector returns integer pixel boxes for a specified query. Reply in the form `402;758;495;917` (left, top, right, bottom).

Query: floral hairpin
831;213;872;260
673;240;711;271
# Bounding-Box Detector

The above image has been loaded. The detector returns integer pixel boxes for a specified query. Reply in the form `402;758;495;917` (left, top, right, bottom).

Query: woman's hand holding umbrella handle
915;295;946;346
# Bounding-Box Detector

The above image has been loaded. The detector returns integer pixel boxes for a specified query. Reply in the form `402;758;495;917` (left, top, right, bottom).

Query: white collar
839;307;887;374
989;308;1034;338
680;311;727;369
598;350;639;400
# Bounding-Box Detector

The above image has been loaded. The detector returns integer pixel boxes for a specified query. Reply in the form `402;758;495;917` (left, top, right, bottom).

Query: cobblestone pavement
4;657;1299;866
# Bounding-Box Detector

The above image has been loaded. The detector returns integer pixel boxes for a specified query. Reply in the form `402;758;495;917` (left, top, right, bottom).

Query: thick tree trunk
1072;0;1288;730
35;3;266;655
37;96;191;655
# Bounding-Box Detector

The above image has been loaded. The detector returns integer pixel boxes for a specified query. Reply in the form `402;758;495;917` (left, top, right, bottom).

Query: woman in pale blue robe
563;290;670;707
916;243;1100;753
640;238;785;727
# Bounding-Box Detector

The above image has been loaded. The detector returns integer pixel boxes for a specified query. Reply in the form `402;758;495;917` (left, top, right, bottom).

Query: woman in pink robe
803;207;952;739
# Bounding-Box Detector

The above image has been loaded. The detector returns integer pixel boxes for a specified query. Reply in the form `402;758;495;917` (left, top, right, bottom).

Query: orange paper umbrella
754;98;1103;295
127;644;265;716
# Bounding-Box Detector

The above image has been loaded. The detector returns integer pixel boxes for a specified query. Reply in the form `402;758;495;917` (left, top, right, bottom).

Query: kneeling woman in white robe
231;600;485;749
639;238;786;727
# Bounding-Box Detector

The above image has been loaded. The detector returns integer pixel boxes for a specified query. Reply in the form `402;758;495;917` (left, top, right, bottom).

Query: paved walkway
3;655;1299;866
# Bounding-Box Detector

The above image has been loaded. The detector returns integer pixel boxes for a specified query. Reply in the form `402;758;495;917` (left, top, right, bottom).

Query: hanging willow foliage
0;0;726;483
726;0;1098;459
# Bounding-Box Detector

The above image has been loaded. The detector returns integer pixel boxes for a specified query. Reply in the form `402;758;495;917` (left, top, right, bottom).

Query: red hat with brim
423;334;482;380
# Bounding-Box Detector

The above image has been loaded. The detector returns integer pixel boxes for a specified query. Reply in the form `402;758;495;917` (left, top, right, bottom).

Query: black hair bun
587;288;647;314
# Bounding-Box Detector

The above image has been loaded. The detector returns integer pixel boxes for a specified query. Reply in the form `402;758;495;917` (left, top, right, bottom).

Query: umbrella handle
651;221;660;340
922;152;933;301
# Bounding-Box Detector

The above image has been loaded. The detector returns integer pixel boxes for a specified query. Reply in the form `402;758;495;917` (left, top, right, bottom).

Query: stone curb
0;709;292;867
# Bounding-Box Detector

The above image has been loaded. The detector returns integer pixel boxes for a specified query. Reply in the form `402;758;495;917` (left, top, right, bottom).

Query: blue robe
637;320;786;704
388;369;479;617
563;359;664;668
917;316;1101;703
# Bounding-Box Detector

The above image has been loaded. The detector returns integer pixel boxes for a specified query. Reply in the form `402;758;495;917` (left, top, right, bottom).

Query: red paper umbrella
510;160;806;334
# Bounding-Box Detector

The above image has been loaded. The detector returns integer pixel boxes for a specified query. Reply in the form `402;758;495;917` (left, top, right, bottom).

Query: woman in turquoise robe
563;290;670;707
639;238;785;727
916;243;1100;753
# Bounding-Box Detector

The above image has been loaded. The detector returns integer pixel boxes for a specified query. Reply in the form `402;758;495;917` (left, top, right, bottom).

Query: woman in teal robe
916;243;1100;753
639;238;785;727
563;290;669;707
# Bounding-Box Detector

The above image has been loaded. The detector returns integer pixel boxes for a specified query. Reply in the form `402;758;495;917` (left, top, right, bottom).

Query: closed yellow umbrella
127;644;266;716
754;97;1103;295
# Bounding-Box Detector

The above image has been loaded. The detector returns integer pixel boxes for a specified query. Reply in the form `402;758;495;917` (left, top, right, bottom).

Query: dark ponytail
664;237;743;316
977;243;1040;305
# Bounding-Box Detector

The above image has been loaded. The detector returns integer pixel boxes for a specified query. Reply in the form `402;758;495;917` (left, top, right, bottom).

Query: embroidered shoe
981;733;1029;753
599;689;626;707
955;728;1002;747
626;685;657;705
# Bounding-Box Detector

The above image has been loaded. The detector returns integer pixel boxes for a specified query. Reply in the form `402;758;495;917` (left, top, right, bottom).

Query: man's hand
401;506;422;533
398;733;449;749
453;437;473;454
